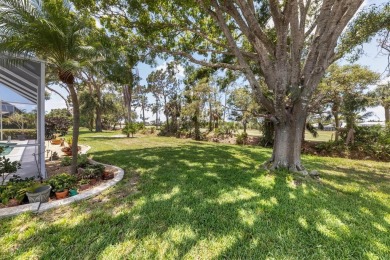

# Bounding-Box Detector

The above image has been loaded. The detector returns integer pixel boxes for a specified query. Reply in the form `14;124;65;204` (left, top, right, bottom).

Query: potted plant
25;183;52;203
102;167;115;180
50;151;60;161
89;164;105;178
48;173;77;199
51;138;61;145
69;187;78;196
78;178;90;191
0;183;25;206
61;146;72;156
0;177;34;206
83;168;99;185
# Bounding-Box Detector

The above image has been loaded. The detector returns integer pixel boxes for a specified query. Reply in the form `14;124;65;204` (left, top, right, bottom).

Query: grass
0;129;389;259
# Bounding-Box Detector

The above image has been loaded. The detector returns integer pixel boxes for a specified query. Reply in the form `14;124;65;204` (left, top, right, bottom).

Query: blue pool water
0;143;16;156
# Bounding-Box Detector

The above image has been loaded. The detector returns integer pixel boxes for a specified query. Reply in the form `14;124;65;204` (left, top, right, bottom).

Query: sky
0;0;389;121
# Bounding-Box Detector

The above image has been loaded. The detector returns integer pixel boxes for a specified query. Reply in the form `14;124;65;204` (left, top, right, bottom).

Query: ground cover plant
0;129;389;259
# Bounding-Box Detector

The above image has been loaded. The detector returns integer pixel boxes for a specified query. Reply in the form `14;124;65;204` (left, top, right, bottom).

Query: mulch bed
1;160;116;208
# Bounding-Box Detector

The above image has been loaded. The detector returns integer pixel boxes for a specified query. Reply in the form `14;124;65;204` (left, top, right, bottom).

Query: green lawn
0;130;389;259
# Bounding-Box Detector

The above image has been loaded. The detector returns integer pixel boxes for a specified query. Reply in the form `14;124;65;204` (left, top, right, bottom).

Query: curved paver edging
0;146;124;219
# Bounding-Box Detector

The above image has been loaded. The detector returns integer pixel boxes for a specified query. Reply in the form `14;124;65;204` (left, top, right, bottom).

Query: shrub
88;164;105;175
81;164;105;179
61;156;71;166
1;156;21;185
315;125;390;161
0;176;35;205
47;173;77;192
2;129;37;139
122;123;139;137
236;132;248;145
51;152;60;160
259;119;274;147
77;154;89;168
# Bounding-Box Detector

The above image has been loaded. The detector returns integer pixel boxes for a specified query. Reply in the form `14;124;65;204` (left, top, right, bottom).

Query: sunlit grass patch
0;129;389;259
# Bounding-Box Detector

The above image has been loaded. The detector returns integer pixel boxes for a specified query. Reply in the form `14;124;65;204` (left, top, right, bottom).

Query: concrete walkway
16;140;40;180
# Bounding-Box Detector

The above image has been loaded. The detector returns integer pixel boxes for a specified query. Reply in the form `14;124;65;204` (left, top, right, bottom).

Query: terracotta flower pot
55;189;69;199
7;199;20;207
102;171;114;180
89;179;97;185
79;183;90;191
51;139;61;145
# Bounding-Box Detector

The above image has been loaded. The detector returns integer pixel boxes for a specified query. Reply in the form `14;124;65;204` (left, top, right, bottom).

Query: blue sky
0;0;389;120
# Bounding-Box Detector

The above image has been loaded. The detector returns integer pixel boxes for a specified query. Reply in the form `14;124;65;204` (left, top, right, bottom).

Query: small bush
51;152;59;160
236;132;248;145
79;164;104;179
60;157;71;166
122;123;139;137
314;125;390;161
0;176;35;204
77;154;89;168
47;173;77;192
215;123;238;137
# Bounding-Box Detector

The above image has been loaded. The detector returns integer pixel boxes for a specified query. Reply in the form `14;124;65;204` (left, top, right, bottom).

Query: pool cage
0;56;46;180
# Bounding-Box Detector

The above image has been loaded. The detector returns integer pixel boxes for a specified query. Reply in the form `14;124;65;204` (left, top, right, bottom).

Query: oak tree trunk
333;110;340;142
95;86;102;132
142;102;146;125
266;110;307;172
385;105;389;123
164;96;169;131
194;107;201;141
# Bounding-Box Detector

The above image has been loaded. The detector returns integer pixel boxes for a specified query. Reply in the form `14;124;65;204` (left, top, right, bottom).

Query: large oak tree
81;0;387;172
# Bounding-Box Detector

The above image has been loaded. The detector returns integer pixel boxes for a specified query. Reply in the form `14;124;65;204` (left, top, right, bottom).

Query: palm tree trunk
68;84;80;174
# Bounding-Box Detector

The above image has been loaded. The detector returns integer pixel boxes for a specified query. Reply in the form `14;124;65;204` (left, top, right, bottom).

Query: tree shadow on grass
3;144;390;259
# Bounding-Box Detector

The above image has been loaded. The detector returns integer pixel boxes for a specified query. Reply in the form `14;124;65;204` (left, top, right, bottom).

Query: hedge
1;129;37;140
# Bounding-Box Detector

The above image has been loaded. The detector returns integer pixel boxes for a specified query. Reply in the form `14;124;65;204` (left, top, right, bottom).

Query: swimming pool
0;143;17;156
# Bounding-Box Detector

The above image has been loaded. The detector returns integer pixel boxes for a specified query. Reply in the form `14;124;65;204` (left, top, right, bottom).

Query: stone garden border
0;153;124;219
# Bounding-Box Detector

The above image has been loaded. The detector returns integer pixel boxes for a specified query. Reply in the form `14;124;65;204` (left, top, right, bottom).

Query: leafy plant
50;152;60;161
80;164;104;179
89;164;105;175
0;177;35;205
77;154;90;168
67;137;73;147
61;156;71;166
47;173;77;193
79;178;90;185
236;132;248;145
82;168;99;179
0;156;21;185
122;122;139;138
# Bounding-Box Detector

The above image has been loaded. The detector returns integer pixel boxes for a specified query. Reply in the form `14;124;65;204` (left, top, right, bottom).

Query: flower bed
0;156;124;218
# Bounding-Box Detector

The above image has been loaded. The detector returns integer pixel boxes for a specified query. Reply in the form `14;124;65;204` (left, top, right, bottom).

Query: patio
0;55;46;179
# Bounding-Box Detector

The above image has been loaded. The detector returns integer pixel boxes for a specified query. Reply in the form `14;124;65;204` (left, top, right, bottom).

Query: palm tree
0;0;100;173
